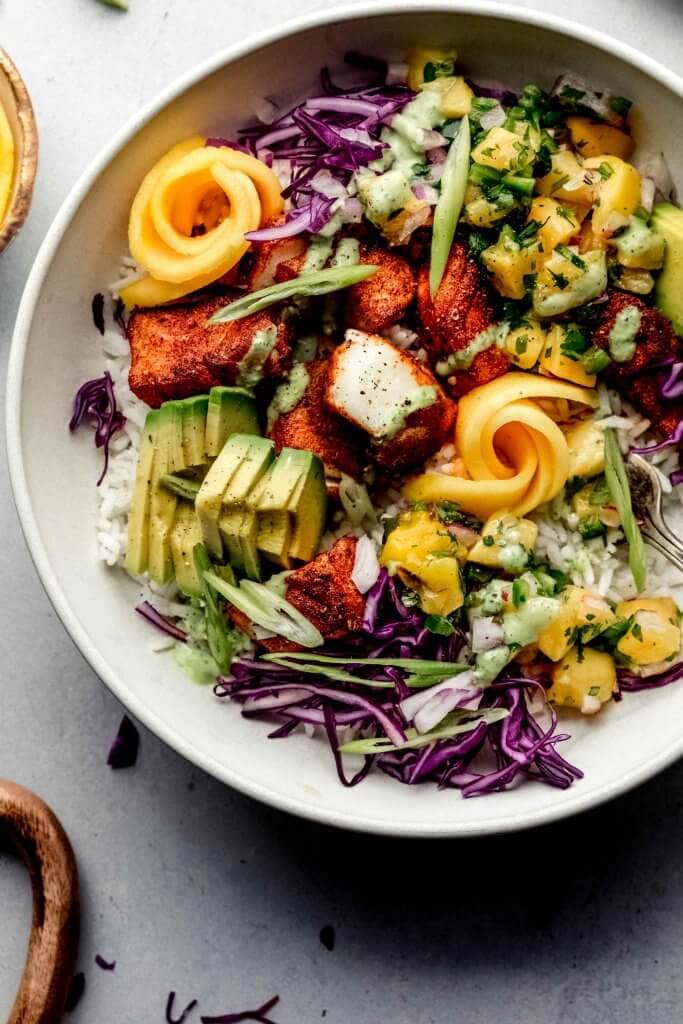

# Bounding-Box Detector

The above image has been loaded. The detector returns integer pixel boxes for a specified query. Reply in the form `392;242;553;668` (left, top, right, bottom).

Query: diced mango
616;597;681;666
537;151;595;206
547;646;616;712
481;231;542;299
380;508;465;616
539;324;596;387
471;127;527;173
504;320;547;370
614;268;655;295
584;155;641;238
533;249;607;319
422;75;474;118
407;48;458;92
566;116;635;161
527;196;582;254
565;418;605;478
538;585;616;662
463;189;509;229
467;512;537;573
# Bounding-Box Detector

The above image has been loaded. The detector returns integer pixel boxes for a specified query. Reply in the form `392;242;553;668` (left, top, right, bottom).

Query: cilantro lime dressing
382;385;438;439
381;90;445;175
474;646;511;683
436;323;509;375
331;237;360;267
615;216;664;268
608;304;641;362
472;579;509;616
533;251;607;317
267;363;310;430
502;597;560;648
357;168;415;225
303;234;334;273
236;325;277;389
293;334;318;363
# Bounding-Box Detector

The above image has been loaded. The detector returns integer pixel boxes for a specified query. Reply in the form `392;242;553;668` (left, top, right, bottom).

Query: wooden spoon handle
0;780;80;1024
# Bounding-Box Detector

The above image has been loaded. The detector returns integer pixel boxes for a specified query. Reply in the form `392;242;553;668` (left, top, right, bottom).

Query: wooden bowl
0;48;37;254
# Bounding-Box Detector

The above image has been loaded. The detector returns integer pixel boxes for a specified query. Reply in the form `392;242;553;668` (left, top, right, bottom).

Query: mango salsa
585;155;641;238
538;586;616;662
547;646;617;713
566;116;635;161
564;418;605;478
616;597;681;666
468;512;537;572
380;509;465;616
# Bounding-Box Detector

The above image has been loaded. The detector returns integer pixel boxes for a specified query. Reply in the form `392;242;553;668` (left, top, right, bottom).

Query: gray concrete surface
0;1;682;1020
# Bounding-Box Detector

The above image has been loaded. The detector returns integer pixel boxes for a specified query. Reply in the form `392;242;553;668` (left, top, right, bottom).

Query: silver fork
627;453;683;574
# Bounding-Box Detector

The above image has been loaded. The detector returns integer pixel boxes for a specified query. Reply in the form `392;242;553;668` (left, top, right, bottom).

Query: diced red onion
479;104;506;131
206;137;252;154
422;129;447;150
636;151;675;201
412;182;439;205
640;177;656;213
306;95;380;117
351;535;381;594
427;146;447;165
471;619;506;654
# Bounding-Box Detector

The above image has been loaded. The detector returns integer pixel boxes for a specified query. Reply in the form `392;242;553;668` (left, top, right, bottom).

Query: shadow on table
234;756;683;964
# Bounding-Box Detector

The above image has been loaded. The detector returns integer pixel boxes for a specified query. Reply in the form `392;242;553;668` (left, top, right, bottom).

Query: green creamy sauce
615;216;665;267
331;237;360;267
382;385;437;439
474;579;509;615
474;646;511;684
503;597;560;648
436;323;509;376
303;234;334;273
381;90;444;175
293;335;318;363
357;167;414;226
534;252;607;317
608;304;641;362
267;363;310;430
236;326;277;389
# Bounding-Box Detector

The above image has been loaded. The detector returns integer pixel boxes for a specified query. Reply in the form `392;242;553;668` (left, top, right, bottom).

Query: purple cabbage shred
217;570;582;798
107;714;140;770
167;993;198;1024
136;600;188;642
69;371;125;485
94;954;116;971
201;994;280;1024
618;663;683;692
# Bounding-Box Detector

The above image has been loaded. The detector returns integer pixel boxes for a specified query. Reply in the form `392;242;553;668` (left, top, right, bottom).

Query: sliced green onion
339;707;508;754
161;474;201;501
429;116;471;297
604;428;646;591
260;657;393;688
204;572;323;648
209;265;378;323
262;651;468;688
96;0;128;8
193;545;234;674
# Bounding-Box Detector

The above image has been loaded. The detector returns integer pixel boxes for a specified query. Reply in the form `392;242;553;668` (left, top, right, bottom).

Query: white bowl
8;2;683;837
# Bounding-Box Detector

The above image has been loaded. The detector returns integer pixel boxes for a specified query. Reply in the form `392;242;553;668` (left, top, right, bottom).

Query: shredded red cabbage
239;61;413;239
631;418;683;455
136;600;188;642
217;571;581;797
69;371;125;485
618;663;683;692
206;136;252;155
167;993;198;1024
94;954;115;971
107;714;140;770
201;995;280;1024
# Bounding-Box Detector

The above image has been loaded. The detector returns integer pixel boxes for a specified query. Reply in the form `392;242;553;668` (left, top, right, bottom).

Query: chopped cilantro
556;245;586;269
609;95;632;117
549;270;569;290
597;161;615;181
555;205;576;223
516;218;547;247
588;685;601;697
582;346;611;374
560;326;588;361
560;85;586;102
468;231;491;260
482;535;495;547
425;614;456;637
515;335;529;355
631;620;644;641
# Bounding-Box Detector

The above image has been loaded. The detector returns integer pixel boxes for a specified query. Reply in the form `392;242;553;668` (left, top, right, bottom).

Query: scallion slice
604;428;647;591
204;572;323;648
429;116;471;297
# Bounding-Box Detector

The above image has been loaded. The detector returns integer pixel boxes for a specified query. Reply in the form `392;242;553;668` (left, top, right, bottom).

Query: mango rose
120;137;284;308
404;372;596;519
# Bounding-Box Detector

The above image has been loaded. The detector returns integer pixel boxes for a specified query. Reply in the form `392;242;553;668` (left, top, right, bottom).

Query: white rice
94;284;683;612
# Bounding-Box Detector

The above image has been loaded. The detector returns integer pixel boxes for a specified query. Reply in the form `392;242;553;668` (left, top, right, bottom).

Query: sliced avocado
219;508;261;580
124;409;160;576
257;511;293;567
249;448;308;513
196;434;254;558
222;436;275;506
205;387;260;458
165;402;186;474
182;395;209;468
652;202;683;336
287;451;328;561
170;503;203;597
148;404;179;584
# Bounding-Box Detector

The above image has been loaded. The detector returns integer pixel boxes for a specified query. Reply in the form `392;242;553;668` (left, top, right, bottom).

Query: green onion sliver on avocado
429;116;471;298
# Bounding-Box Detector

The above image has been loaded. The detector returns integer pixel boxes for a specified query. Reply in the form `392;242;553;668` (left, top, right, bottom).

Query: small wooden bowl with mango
0;48;37;254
